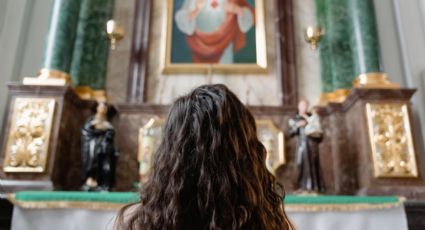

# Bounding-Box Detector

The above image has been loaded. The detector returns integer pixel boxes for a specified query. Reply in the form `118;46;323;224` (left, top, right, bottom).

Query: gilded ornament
365;103;418;178
3;98;56;173
256;119;286;174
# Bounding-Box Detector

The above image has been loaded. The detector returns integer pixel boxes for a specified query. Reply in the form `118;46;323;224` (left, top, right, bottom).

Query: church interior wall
0;0;53;131
2;0;425;175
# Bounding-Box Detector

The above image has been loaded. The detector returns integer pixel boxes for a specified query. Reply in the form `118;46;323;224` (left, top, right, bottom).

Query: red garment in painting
185;0;255;63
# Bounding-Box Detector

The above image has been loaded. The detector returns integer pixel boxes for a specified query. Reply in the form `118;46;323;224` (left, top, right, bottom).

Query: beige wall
0;0;53;131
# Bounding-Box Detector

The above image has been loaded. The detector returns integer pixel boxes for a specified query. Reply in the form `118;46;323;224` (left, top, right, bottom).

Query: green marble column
316;0;355;91
70;0;114;89
41;0;82;73
316;0;333;93
348;0;381;75
326;0;355;90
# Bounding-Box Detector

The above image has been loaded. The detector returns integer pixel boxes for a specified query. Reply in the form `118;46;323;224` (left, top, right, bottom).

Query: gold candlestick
106;20;125;50
304;26;324;50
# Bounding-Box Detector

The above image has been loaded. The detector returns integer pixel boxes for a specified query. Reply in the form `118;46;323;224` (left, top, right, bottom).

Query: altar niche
127;0;298;105
111;88;425;199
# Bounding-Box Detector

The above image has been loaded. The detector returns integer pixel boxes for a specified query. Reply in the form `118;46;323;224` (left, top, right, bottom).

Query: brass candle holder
304;26;324;50
106;20;125;50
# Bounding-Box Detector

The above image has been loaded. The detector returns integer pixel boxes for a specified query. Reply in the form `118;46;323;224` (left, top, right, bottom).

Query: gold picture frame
256;119;285;174
138;118;164;183
163;0;267;74
3;97;56;173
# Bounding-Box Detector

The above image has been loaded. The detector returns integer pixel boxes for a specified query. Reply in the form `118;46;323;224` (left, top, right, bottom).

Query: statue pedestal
320;88;425;199
0;84;95;192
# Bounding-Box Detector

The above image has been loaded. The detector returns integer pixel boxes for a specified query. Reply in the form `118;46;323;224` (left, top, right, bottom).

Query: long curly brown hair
117;84;294;229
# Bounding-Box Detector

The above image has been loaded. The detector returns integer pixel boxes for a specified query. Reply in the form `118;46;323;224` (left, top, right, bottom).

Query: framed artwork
129;0;297;104
138;118;164;183
163;0;267;74
256;119;285;174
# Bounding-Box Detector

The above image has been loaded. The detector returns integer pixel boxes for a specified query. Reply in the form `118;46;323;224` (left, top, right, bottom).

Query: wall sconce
304;26;324;50
106;20;125;50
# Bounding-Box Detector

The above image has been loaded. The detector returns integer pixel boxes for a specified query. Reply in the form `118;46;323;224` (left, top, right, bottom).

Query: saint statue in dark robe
81;102;118;191
288;100;324;193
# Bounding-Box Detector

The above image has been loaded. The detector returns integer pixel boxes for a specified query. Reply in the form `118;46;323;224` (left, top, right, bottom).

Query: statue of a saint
288;100;324;193
81;102;118;191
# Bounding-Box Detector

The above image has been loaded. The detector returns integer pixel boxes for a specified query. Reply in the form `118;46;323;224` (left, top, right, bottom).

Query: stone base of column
74;86;107;102
352;72;400;88
23;69;71;86
319;89;351;105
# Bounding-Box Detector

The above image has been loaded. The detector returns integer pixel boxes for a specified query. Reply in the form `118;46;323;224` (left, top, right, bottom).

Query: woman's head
119;84;293;229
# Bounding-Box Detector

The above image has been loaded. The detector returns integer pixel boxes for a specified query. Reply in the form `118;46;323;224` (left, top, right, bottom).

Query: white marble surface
106;0;321;106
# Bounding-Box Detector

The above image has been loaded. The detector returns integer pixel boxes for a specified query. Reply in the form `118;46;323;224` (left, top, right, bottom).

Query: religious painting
164;0;267;74
256;120;285;174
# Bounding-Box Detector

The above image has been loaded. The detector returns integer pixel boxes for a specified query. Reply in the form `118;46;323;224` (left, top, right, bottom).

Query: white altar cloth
11;205;408;230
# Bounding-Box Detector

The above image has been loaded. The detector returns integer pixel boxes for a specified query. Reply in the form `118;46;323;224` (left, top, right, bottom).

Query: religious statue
81;102;118;191
288;100;324;193
175;0;254;63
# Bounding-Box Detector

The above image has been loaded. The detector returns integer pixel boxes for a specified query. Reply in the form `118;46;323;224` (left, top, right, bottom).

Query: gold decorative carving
365;103;418;178
256;120;285;174
74;86;107;102
319;89;350;105
353;72;399;89
3;98;56;173
138;118;164;183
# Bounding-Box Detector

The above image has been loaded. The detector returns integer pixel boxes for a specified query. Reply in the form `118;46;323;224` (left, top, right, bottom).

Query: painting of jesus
164;0;267;73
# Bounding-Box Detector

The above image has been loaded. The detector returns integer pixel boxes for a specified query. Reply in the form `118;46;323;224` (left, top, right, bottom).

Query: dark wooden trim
249;105;298;116
116;103;170;114
276;0;298;106
127;0;152;103
317;88;417;116
115;103;297;116
6;83;97;109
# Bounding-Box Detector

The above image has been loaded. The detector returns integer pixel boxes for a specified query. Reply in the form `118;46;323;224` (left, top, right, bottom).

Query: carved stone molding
365;103;418;178
3;98;56;173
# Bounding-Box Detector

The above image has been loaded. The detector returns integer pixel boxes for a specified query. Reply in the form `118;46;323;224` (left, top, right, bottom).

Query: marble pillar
348;0;381;76
41;0;81;73
326;0;355;90
316;0;383;94
316;0;355;91
70;0;114;89
316;0;333;93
